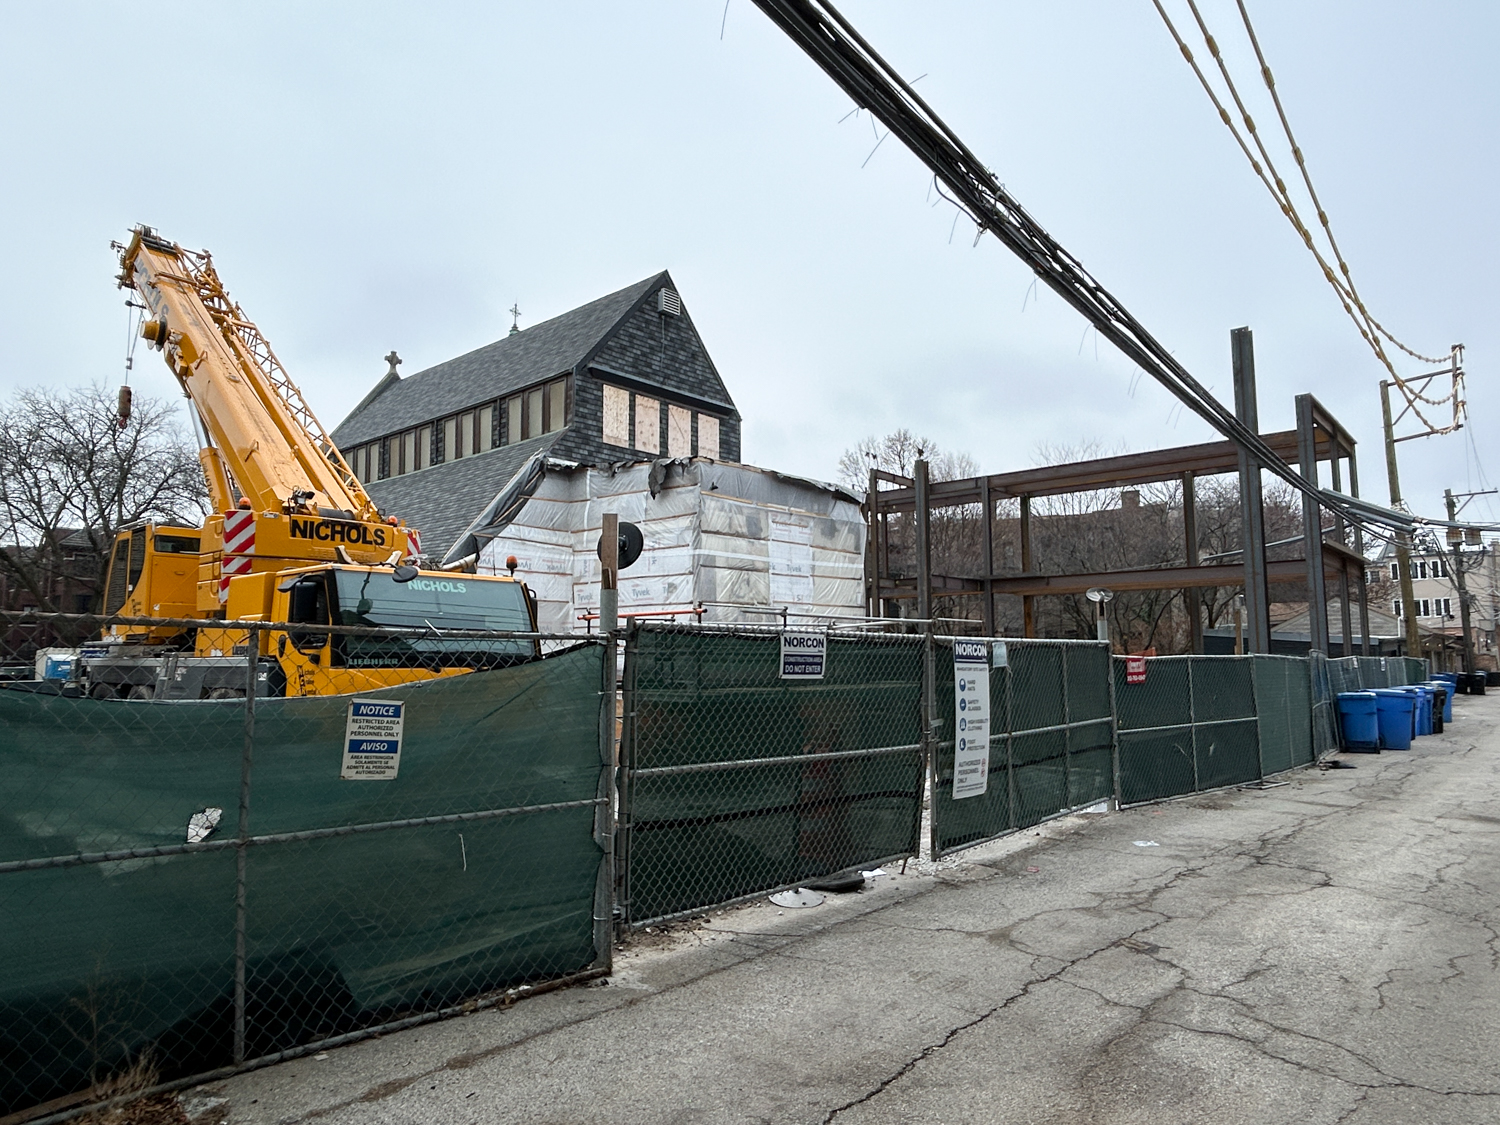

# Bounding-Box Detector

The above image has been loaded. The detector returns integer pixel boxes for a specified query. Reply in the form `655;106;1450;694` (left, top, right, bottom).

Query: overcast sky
2;2;1494;525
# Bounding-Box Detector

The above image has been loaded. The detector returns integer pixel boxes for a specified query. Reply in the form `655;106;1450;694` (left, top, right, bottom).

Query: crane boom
117;226;376;522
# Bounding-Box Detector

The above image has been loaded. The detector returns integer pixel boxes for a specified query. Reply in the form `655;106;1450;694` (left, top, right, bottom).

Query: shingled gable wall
549;283;741;466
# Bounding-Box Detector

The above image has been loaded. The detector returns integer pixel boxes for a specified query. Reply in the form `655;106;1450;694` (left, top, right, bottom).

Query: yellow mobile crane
84;227;537;699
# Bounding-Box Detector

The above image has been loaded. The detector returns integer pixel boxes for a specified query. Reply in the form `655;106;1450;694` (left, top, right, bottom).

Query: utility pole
1444;490;1474;672
1380;380;1421;657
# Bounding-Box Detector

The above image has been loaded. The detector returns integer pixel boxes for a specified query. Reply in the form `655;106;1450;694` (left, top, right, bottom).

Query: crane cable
1151;0;1462;434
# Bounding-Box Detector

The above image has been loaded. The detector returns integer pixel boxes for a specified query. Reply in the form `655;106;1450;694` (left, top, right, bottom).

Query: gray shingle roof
364;434;559;561
332;271;668;448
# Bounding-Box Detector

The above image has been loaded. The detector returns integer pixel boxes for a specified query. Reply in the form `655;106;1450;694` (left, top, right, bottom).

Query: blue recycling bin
1372;689;1414;750
1336;692;1379;749
1401;685;1432;736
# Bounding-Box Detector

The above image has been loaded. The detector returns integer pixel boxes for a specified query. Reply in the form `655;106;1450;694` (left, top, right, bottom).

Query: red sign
1126;655;1147;685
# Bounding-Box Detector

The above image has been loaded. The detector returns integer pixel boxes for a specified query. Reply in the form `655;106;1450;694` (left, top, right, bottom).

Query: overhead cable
748;0;1407;542
1152;0;1463;436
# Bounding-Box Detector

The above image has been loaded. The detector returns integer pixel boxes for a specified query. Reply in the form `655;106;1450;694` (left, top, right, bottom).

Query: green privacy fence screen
930;639;1114;858
0;625;609;1119
618;623;925;927
1114;654;1323;806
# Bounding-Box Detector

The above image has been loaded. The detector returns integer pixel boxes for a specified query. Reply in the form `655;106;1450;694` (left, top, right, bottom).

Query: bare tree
0;383;208;610
837;429;978;492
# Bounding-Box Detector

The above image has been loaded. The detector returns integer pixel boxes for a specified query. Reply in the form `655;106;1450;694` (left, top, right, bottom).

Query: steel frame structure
866;403;1368;656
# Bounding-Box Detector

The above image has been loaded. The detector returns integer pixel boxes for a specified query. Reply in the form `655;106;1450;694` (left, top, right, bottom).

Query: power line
1151;0;1464;436
750;0;1413;546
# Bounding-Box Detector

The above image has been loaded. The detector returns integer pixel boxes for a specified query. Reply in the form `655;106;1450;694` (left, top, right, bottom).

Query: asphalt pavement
203;692;1500;1125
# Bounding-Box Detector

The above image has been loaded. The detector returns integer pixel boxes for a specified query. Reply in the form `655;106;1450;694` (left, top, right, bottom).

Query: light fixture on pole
1085;587;1115;644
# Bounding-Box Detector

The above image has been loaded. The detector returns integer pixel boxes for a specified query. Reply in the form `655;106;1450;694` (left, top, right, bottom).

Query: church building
331;272;742;562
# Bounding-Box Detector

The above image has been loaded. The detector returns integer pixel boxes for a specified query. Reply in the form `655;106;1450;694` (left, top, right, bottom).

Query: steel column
1020;494;1035;638
1183;471;1201;653
1232;327;1271;653
1295;395;1330;653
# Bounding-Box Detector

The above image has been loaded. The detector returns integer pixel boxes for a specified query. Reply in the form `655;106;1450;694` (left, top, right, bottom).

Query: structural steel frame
865;399;1368;656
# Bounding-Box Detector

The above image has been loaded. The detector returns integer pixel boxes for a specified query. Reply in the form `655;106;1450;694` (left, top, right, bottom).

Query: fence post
923;629;938;860
1005;644;1017;831
233;626;259;1066
1249;655;1265;781
1188;658;1200;793
1061;643;1072;809
1108;653;1122;810
615;621;637;936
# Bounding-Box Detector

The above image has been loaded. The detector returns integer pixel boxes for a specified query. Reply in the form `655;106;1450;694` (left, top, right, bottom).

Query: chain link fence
617;622;925;928
1252;655;1317;774
0;612;611;1121
930;639;1113;858
5;603;1420;1120
1115;656;1262;804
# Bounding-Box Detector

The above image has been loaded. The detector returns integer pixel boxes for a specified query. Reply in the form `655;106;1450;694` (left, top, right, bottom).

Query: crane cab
100;522;202;642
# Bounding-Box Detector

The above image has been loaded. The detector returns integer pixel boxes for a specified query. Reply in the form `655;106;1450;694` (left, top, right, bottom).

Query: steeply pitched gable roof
332;271;669;447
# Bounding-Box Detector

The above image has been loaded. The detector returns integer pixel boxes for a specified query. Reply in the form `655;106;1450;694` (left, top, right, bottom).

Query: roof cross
384;351;402;378
509;303;522;335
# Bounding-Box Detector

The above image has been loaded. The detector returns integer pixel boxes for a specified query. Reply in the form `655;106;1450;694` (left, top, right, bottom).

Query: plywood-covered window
546;380;567;434
635;396;660;454
505;396;522;444
697;414;720;460
525;388;543;439
478;405;494;452
602;385;630;447
401;431;416;475
442;416;457;462
415;425;431;471
668;405;692;457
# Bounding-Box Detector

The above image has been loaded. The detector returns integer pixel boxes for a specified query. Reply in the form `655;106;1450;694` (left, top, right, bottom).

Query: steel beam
1296;394;1331;653
875;429;1333;514
1233;328;1272;653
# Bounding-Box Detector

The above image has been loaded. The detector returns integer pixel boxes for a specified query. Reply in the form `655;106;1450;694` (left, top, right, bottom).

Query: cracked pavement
207;695;1500;1124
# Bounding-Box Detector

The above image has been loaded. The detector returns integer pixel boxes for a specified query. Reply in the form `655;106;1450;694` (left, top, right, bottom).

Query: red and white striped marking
219;509;256;602
404;526;422;562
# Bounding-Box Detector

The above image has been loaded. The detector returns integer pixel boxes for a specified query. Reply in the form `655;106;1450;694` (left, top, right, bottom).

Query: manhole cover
769;888;825;909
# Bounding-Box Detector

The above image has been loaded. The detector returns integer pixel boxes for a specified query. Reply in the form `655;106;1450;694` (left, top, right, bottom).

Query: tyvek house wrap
450;458;865;633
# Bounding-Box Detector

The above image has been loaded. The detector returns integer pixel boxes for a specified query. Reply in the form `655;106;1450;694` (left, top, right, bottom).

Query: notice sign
1126;655;1148;685
341;698;405;780
780;631;827;679
953;639;990;800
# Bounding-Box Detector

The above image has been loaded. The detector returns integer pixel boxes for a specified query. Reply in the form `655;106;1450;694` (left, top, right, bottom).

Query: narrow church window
443;416;457;462
401;430;416;476
668;405;692;457
635;396;660;453
478;405;494;452
697;414;720;460
506;396;522;444
415;425;431;470
546;379;567;434
602;385;630;447
526;389;543;439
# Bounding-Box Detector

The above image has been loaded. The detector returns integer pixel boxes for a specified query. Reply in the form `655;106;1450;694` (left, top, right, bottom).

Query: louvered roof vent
657;288;681;317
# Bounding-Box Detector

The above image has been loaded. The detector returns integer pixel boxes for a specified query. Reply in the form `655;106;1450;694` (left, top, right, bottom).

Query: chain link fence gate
617;622;925;928
930;639;1114;859
0;612;613;1122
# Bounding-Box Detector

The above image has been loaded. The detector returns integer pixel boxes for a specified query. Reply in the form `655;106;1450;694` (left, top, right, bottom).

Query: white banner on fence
953;640;990;799
341;698;406;780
